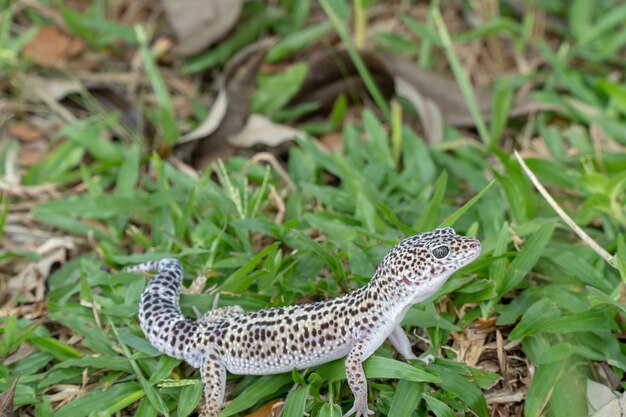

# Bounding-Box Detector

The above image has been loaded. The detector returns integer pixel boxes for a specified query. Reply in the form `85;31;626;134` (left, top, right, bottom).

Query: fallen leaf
18;149;45;166
24;77;82;102
88;86;144;134
0;376;18;417
3;344;38;366
228;114;306;148
23;77;144;134
394;75;444;144
319;131;344;153
595;362;623;391
22;26;84;67
587;380;621;415
7;123;44;142
175;38;274;169
7;237;76;301
161;0;243;57
382;51;493;127
287;48;395;117
288;47;555;144
243;398;283;417
588;379;626;417
382;52;556;128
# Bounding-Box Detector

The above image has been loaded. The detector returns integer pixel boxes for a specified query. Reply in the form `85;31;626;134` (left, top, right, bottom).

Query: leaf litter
160;0;243;57
2;1;625;417
175;37;274;169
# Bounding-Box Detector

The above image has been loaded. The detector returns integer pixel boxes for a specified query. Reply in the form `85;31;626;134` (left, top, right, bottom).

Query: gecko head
378;227;480;296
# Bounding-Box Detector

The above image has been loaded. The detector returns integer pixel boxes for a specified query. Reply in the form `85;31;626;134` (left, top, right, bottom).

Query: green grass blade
177;383;203;417
29;337;82;361
388;380;423;417
0;193;7;239
317;355;441;383
414;171;447;232
220;374;293;417
423;393;456;417
578;3;626;45
439;179;495;228
524;362;564;417
318;0;390;118
427;363;488;417
498;221;556;296
135;25;179;143
220;242;281;293
489;81;513;148
432;8;490;145
282;384;310;417
509;299;560;341
53;382;143;417
541;310;616;334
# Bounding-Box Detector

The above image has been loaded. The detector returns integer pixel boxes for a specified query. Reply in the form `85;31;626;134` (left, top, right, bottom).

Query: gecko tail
124;258;175;274
128;258;200;362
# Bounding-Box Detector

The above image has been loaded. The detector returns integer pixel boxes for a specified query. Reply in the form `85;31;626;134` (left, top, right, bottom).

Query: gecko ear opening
399;271;429;285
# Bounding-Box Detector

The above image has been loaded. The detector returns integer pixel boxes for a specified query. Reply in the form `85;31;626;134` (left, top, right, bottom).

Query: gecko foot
416;352;435;364
343;398;374;417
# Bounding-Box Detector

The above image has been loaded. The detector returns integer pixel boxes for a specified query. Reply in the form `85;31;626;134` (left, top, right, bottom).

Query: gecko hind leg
199;353;227;417
198;306;245;324
193;293;245;324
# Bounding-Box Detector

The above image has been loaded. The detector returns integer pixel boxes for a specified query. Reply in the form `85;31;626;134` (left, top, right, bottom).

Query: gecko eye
431;245;450;259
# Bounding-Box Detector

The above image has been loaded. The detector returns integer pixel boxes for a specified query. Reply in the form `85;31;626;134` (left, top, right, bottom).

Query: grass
1;1;625;417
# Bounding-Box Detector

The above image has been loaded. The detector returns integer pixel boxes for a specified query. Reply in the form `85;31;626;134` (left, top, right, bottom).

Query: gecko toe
417;353;435;364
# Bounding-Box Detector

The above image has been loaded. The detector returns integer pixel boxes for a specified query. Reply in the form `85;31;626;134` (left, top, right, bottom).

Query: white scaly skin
126;227;481;417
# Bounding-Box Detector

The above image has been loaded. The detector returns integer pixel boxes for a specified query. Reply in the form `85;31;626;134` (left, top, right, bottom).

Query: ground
1;1;625;417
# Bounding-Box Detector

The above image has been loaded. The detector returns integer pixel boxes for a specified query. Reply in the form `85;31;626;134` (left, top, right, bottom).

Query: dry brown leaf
242;398;283;417
485;388;526;405
17;149;44;167
451;325;488;367
595;362;623;391
24;77;82;102
7;123;44;142
381;51;494;127
175;38;273;169
320;131;344;153
228;114;306;148
161;0;242;57
288;47;554;144
22;77;143;134
287;48;395;117
22;26;84;67
3;344;38;366
6;237;76;303
0;376;18;417
394;76;444;144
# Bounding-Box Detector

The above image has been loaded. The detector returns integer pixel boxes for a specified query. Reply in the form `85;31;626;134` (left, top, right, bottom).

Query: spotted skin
127;228;481;417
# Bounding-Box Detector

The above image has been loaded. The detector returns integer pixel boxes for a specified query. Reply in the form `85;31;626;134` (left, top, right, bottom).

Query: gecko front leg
200;353;226;417
388;326;434;364
343;339;375;417
388;326;418;360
